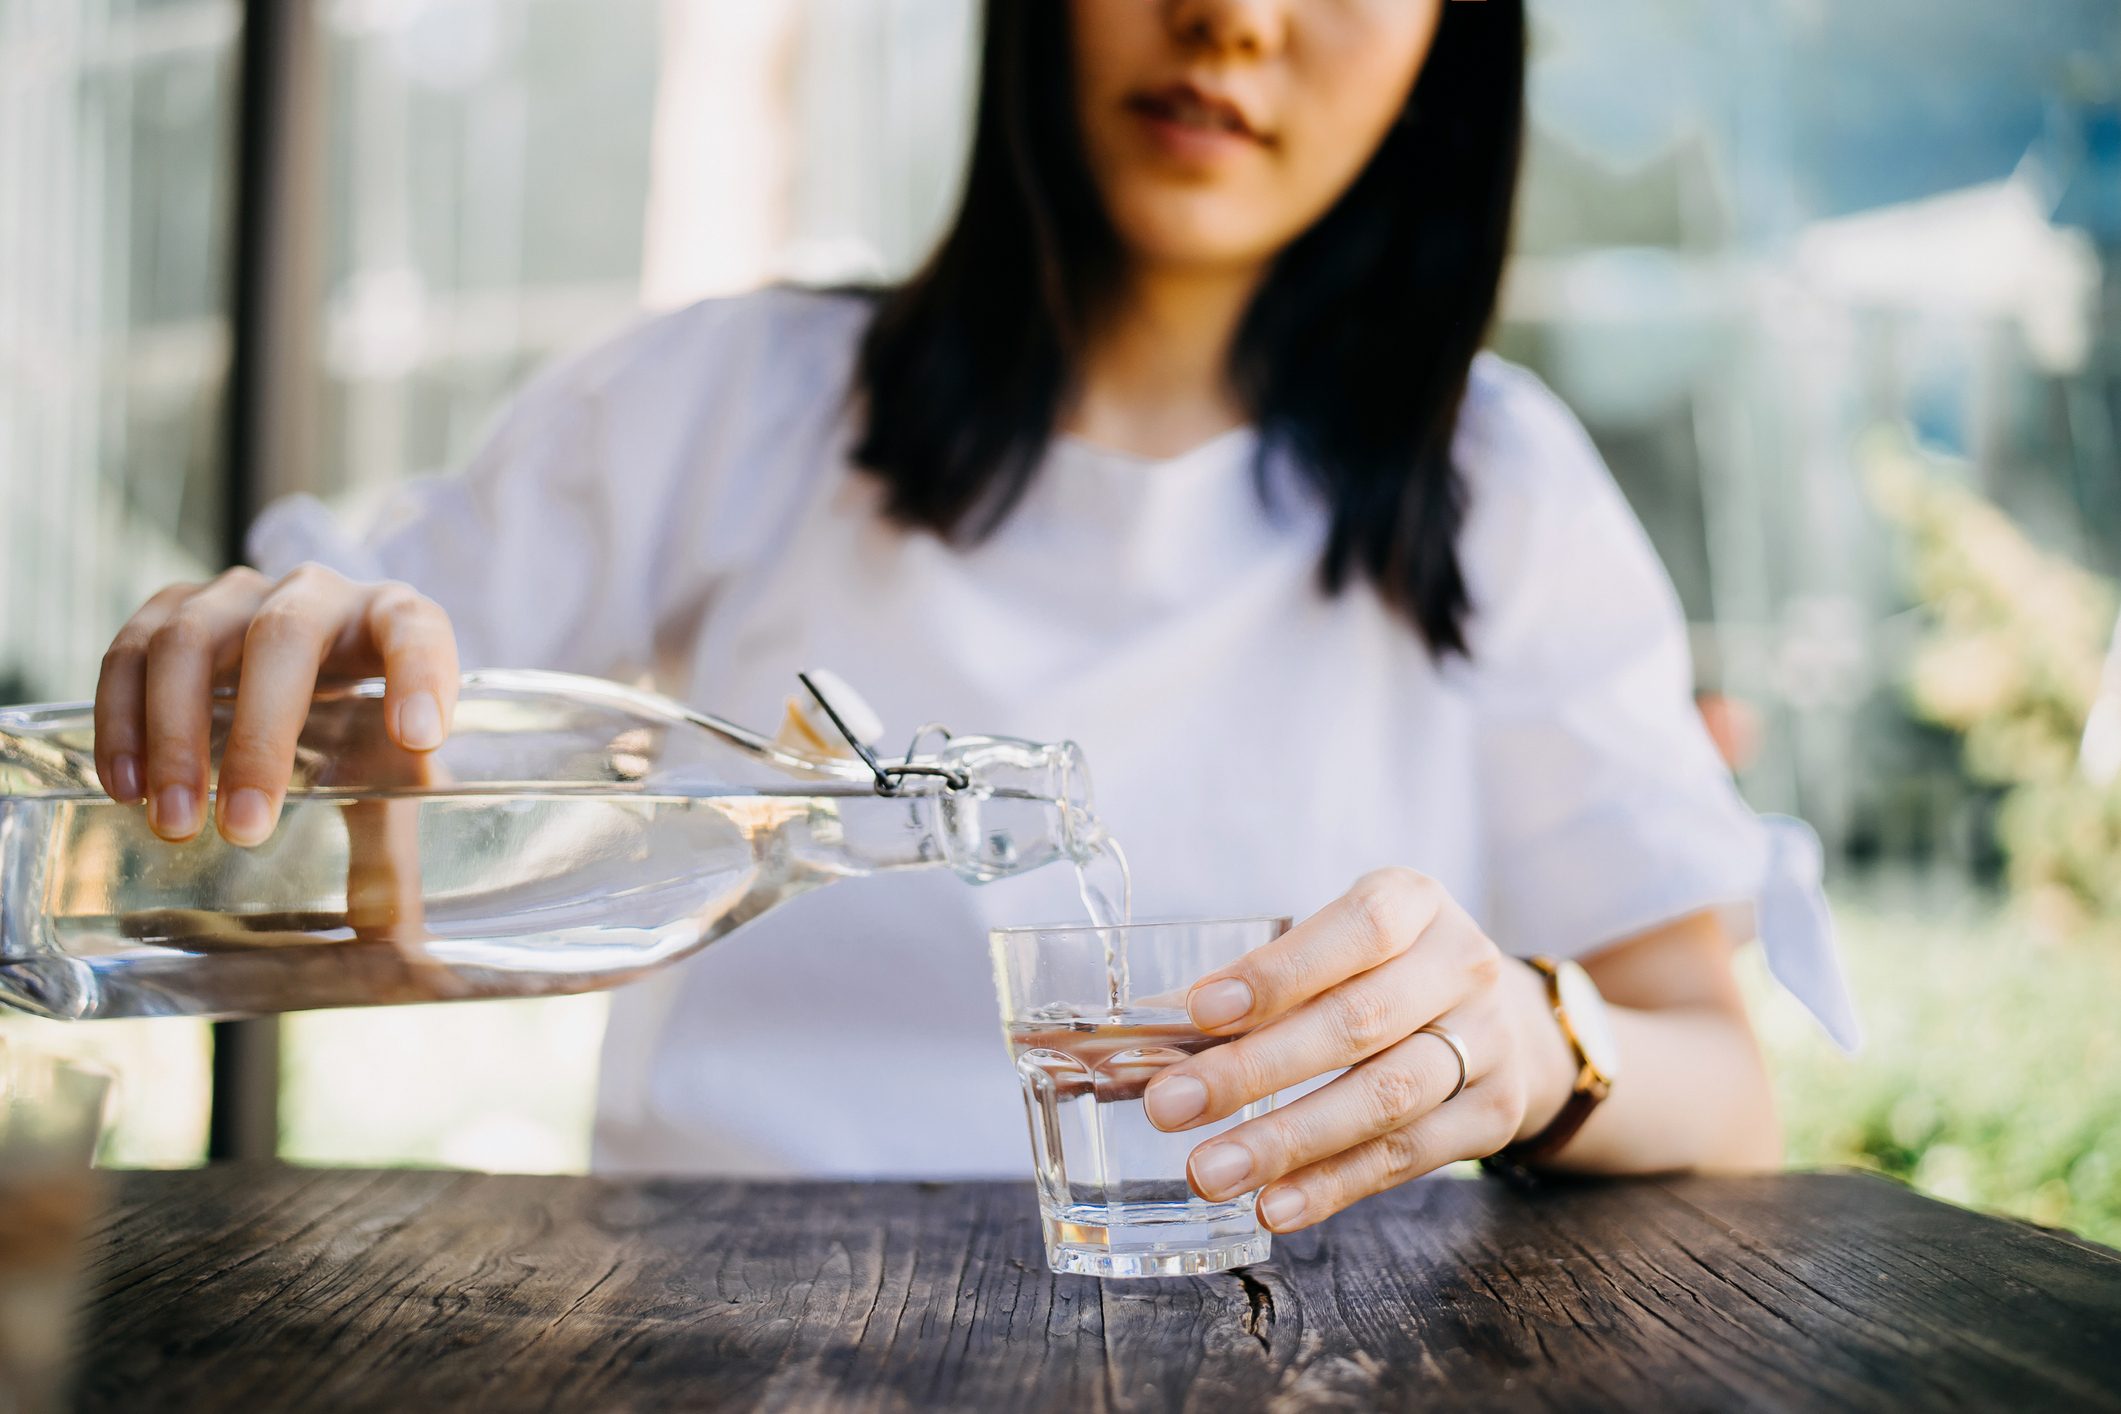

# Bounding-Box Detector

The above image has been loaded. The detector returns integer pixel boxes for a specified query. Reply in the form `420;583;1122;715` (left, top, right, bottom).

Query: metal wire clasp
797;672;970;795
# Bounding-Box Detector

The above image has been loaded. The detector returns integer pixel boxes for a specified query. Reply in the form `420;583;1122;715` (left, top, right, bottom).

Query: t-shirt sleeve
248;353;650;676
245;288;866;680
1452;357;1859;1049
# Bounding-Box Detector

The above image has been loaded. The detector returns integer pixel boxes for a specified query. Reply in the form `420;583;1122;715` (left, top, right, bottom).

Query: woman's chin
1104;198;1289;279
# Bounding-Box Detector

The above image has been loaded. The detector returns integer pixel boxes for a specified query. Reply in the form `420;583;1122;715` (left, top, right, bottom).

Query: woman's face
1070;0;1445;276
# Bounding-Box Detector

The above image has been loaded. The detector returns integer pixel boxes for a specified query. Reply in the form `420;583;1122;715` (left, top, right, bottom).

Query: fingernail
220;787;276;846
398;692;443;751
111;753;143;804
1189;978;1254;1030
1259;1186;1307;1231
1190;1142;1253;1197
149;785;197;839
1143;1075;1207;1130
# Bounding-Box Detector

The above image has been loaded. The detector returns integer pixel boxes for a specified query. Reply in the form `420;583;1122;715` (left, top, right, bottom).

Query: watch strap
1489;956;1613;1171
1509;1085;1602;1165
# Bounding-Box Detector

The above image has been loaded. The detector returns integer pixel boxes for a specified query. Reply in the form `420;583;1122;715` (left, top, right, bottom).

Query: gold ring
1417;1023;1470;1103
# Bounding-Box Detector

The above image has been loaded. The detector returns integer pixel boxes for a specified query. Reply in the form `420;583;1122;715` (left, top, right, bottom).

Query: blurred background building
3;0;2118;1233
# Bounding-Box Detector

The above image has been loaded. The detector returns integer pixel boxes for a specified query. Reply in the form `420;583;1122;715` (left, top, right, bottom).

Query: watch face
1556;960;1622;1080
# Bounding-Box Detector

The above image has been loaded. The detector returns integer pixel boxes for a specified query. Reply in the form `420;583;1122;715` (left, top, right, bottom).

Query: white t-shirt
252;287;1857;1177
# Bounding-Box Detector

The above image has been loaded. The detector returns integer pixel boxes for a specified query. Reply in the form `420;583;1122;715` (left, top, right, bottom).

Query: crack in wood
1233;1267;1275;1354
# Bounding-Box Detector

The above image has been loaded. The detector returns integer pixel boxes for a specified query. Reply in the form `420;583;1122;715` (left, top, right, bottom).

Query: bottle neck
783;787;1087;885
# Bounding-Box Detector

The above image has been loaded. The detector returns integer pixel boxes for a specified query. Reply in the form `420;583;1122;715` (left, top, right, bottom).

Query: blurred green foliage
1868;433;2121;938
1833;437;2120;1247
1747;891;2121;1249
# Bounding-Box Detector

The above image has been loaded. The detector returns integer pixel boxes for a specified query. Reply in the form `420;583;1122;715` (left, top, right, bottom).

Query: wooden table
81;1166;2121;1411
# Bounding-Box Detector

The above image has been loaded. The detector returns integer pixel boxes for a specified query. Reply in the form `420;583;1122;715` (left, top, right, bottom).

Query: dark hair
852;1;1526;656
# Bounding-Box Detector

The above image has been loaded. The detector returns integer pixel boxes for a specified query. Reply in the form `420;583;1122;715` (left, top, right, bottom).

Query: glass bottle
0;670;1114;1021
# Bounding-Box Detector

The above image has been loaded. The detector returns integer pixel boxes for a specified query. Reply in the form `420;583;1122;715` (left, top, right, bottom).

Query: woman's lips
1125;83;1271;162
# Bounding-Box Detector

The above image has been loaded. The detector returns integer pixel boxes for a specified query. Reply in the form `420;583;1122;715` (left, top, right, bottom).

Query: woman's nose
1164;0;1289;61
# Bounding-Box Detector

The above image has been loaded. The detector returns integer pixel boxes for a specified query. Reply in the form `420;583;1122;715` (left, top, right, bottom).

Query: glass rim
989;913;1292;939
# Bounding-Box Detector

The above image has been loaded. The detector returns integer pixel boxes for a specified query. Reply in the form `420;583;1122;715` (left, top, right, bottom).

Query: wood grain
77;1168;2121;1412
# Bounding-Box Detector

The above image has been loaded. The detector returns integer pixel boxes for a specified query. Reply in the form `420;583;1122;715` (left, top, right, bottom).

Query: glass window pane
279;0;983;1174
313;0;661;498
281;0;663;1171
0;0;239;1166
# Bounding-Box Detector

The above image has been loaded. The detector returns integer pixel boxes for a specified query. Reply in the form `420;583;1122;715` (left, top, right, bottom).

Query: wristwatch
1490;956;1621;1171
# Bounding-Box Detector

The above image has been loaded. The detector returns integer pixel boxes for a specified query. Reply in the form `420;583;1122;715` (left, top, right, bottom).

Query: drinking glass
990;916;1289;1278
0;1046;112;1413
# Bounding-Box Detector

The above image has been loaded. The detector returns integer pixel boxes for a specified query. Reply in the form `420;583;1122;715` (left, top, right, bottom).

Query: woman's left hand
1142;867;1568;1233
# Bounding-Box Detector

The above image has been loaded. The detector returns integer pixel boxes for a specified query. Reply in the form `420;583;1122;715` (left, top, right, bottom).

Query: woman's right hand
95;563;460;846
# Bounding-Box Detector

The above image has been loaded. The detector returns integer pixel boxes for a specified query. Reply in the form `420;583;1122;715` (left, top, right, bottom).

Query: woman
91;0;1853;1223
